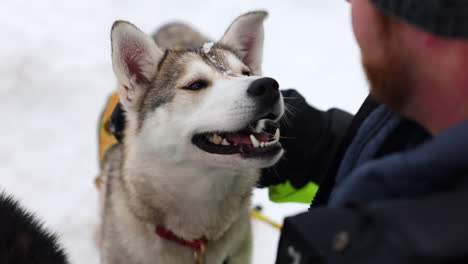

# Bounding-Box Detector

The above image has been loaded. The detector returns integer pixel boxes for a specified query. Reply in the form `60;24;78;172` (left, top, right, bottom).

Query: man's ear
219;11;268;75
111;20;164;110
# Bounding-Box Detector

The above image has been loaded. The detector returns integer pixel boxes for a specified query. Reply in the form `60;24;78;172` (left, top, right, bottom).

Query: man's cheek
352;0;386;60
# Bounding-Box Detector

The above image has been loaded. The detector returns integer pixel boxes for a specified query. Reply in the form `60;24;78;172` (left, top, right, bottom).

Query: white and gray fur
99;11;284;264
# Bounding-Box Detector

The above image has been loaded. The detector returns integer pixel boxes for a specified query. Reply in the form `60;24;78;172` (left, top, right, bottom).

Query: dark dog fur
0;192;69;264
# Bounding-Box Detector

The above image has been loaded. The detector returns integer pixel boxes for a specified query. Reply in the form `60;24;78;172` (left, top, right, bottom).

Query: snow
0;1;367;264
202;42;215;54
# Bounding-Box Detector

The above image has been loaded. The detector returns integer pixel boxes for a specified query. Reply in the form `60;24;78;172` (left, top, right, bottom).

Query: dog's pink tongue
226;132;270;145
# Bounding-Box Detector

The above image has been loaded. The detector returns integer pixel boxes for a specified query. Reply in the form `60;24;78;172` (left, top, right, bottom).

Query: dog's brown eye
183;80;208;91
242;70;251;76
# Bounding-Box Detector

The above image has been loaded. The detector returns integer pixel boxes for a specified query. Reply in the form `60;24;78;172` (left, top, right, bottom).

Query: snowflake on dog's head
201;42;233;77
202;42;214;54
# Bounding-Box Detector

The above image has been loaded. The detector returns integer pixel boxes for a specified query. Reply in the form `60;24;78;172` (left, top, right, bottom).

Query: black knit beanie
370;0;468;38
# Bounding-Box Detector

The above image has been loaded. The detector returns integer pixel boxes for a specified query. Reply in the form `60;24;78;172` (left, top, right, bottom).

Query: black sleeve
275;182;468;264
312;96;379;205
258;89;353;188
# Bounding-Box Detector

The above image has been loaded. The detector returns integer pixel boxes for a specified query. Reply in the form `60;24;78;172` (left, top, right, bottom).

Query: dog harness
95;92;120;189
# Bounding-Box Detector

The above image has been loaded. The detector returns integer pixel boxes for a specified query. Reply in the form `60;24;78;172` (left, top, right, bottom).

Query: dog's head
111;11;284;169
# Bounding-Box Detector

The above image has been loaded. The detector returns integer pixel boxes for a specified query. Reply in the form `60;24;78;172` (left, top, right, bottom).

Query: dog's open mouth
192;119;282;158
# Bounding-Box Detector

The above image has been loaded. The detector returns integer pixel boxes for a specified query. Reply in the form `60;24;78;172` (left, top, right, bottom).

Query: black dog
0;192;69;264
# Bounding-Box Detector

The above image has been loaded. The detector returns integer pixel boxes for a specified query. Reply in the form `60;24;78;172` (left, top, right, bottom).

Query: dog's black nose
247;77;280;105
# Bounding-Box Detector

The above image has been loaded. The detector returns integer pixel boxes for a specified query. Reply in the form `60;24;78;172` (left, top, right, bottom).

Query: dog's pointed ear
111;21;164;110
219;11;267;75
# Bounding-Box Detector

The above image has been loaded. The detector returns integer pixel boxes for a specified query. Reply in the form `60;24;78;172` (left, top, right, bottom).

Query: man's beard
361;10;412;114
363;52;411;113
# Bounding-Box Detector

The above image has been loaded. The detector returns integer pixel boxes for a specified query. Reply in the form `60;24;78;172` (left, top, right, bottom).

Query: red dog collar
155;225;208;250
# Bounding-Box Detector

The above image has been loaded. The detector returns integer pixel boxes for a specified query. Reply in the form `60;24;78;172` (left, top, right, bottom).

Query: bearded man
266;0;468;263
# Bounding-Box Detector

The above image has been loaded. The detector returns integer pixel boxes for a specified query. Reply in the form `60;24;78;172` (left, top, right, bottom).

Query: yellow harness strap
95;92;120;189
251;207;282;230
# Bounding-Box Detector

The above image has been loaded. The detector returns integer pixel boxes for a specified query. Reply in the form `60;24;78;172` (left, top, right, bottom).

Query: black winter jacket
271;92;468;263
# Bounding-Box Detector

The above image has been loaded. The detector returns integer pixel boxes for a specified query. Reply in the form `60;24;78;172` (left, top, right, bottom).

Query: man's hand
259;90;353;192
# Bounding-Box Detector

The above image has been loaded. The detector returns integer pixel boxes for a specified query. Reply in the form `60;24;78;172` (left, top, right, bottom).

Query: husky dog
100;11;284;264
0;192;69;264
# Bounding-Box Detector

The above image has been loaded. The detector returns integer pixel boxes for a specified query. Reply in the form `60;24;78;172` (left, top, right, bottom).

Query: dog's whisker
282;96;302;100
284;103;300;114
280;114;292;127
279;136;296;139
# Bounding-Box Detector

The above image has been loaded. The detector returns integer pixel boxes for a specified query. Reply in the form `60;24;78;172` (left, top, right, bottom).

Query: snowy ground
0;0;367;263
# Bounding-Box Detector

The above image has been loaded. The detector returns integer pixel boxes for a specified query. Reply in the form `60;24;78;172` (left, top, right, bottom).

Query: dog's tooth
250;135;260;148
260;142;265;148
273;128;280;141
207;134;219;144
211;134;222;144
214;134;223;145
208;136;216;144
221;139;230;146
